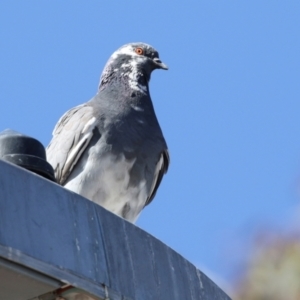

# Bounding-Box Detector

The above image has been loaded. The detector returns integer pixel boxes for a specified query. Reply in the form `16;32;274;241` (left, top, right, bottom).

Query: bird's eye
135;47;144;55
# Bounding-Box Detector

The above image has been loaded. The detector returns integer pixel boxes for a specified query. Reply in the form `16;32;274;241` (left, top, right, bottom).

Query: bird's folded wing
145;149;170;206
46;104;98;185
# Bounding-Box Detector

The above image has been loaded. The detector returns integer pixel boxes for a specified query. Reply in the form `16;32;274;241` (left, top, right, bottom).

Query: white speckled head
111;43;153;58
99;42;168;92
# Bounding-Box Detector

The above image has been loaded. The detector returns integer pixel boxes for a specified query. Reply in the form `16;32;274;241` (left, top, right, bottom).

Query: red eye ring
135;47;144;55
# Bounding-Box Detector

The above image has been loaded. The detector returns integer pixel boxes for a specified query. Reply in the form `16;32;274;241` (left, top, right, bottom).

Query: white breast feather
64;153;148;223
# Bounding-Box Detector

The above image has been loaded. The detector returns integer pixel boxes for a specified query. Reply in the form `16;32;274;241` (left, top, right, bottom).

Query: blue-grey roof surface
0;160;231;300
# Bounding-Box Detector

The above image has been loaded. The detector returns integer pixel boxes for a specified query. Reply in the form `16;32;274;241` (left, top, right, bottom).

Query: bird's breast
64;151;149;223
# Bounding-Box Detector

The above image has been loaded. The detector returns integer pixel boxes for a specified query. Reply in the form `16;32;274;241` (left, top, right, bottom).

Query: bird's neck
125;69;149;94
98;63;150;95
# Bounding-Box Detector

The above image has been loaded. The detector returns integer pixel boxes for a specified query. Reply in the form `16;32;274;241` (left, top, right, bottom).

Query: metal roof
0;160;231;300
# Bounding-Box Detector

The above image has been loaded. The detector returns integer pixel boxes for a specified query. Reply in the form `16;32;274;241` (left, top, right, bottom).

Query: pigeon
46;43;170;223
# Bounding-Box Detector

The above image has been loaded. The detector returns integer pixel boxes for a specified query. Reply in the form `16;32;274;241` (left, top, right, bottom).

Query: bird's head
111;43;168;71
99;43;168;91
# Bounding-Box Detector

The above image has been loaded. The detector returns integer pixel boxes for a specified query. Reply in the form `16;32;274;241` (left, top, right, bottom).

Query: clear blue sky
1;1;300;292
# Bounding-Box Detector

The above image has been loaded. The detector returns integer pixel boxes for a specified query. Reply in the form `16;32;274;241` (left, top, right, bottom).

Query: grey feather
46;42;169;223
47;104;96;184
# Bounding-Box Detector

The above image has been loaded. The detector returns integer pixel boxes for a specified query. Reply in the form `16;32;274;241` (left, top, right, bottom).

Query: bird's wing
46;104;98;185
145;149;170;206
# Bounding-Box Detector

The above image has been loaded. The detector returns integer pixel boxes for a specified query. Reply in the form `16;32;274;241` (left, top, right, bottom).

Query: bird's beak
153;57;168;70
